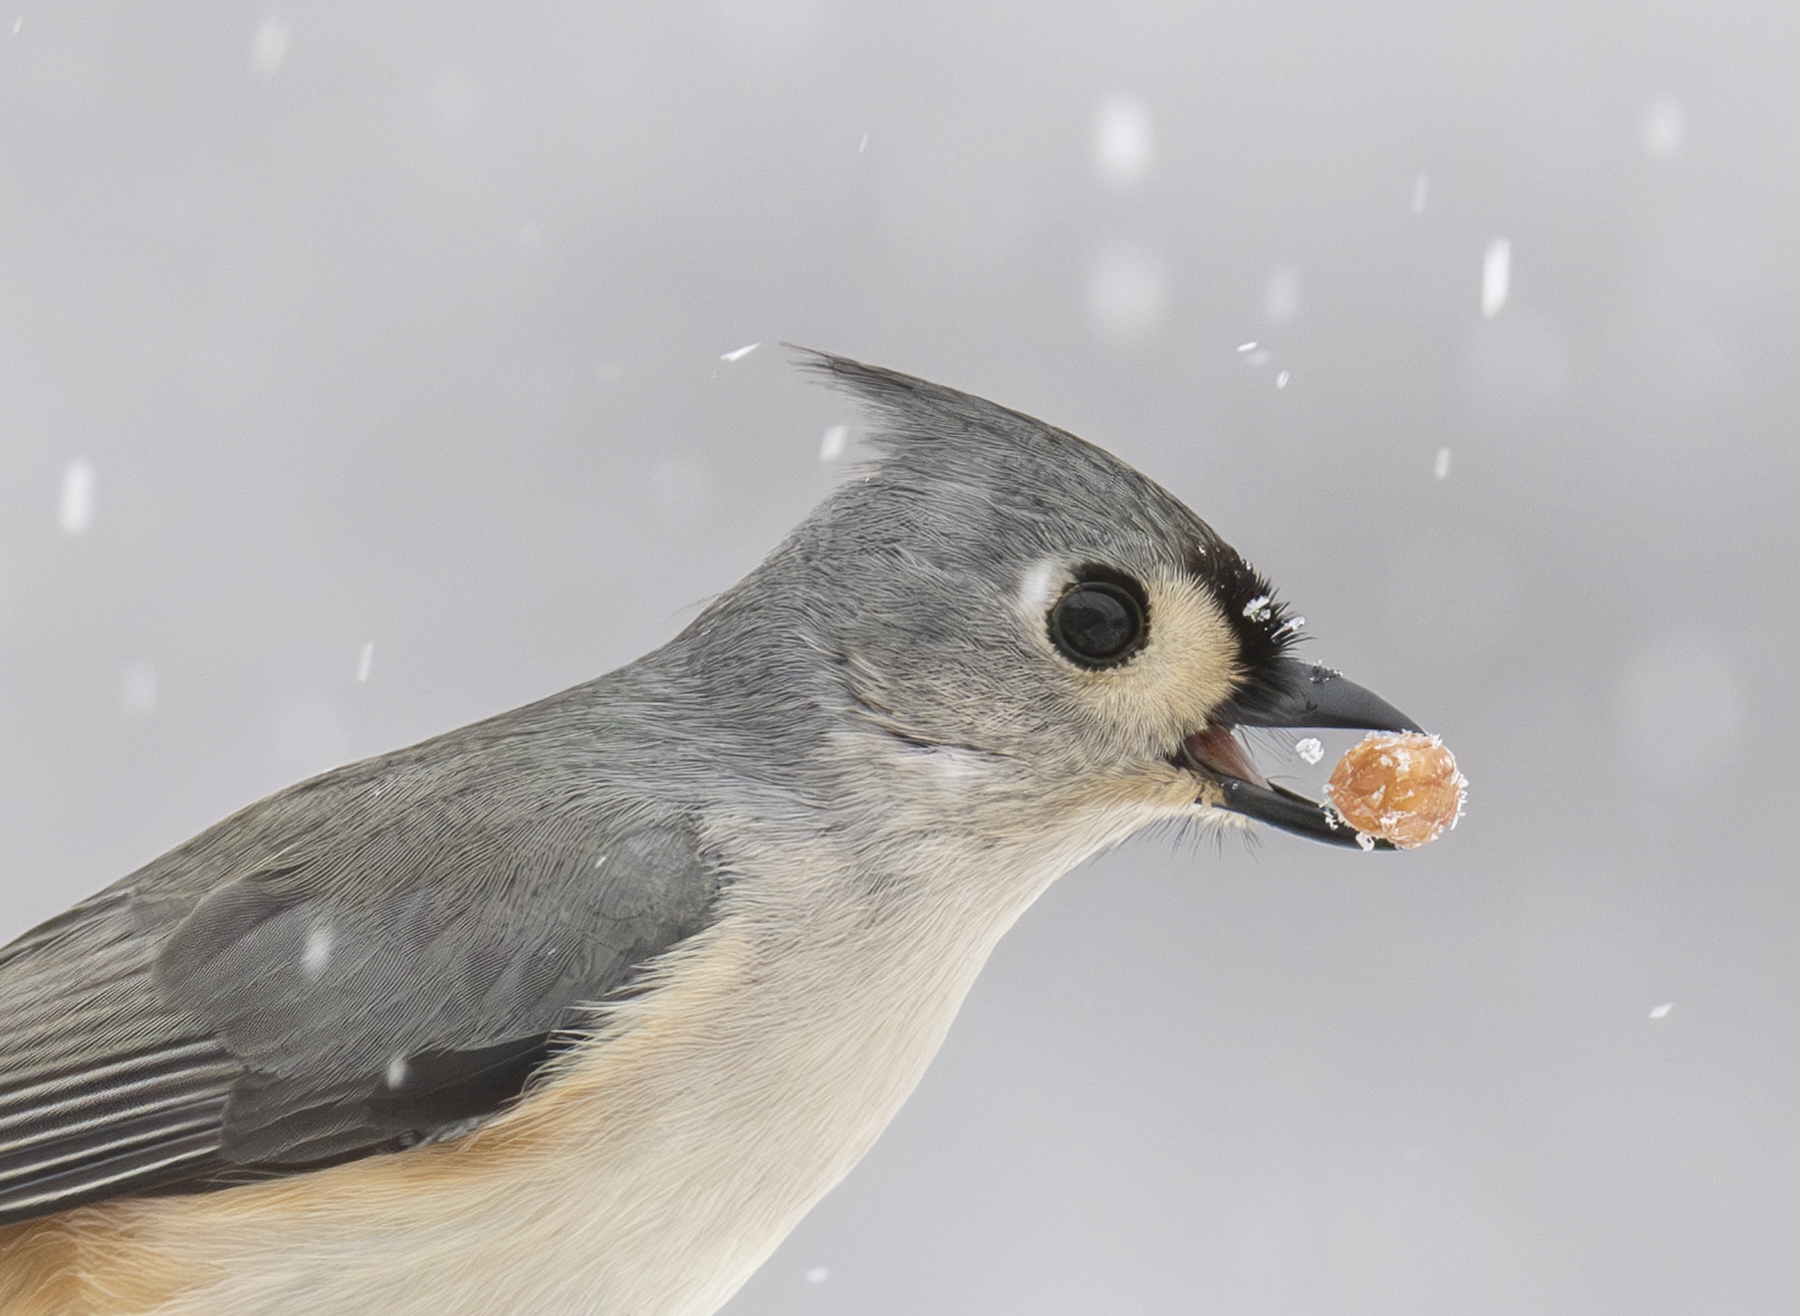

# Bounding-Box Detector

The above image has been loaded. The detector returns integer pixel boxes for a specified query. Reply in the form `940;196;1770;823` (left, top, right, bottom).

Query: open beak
1180;657;1421;850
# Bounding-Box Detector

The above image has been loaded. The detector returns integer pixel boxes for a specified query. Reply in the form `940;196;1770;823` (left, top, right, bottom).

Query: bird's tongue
1183;725;1269;788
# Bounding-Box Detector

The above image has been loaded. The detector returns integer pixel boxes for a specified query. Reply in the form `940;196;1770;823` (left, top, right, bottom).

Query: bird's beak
1180;657;1421;850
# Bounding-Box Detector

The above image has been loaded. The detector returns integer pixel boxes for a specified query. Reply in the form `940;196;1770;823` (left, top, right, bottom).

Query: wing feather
0;680;725;1223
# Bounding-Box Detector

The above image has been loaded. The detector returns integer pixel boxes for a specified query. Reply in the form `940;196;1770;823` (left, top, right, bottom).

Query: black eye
1049;579;1147;668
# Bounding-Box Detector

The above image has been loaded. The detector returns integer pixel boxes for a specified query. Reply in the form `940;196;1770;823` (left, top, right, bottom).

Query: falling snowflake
1481;239;1511;319
59;459;95;534
250;16;290;77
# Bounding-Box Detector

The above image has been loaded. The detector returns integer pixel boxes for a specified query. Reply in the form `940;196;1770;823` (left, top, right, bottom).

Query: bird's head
676;352;1420;852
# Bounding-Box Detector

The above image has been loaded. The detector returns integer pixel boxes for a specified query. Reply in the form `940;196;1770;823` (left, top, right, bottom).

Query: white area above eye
1017;559;1064;613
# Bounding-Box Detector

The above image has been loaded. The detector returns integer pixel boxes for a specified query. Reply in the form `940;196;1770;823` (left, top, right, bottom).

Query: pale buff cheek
1016;565;1236;724
1072;576;1240;752
1006;564;1240;773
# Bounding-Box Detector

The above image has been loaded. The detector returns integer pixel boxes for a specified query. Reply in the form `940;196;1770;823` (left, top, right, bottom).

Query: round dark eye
1049;581;1147;668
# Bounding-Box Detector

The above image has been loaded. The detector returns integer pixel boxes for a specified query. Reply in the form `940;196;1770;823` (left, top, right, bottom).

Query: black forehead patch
1185;537;1302;698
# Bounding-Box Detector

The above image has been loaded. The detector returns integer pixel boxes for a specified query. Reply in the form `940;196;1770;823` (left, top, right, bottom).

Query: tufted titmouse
0;353;1422;1315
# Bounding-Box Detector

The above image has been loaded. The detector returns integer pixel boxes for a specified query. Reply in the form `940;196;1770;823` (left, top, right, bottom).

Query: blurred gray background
2;2;1796;1311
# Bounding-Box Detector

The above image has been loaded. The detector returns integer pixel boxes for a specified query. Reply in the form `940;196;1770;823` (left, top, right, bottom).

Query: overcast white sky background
2;3;1798;1311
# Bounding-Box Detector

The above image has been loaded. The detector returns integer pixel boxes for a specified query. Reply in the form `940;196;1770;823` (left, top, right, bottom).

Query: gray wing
0;699;722;1225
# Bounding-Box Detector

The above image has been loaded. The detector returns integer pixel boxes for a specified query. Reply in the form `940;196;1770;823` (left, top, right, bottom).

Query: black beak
1218;657;1421;735
1182;658;1421;851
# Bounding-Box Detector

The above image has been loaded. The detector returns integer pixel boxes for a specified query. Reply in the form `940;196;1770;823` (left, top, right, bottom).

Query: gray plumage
0;353;1420;1315
0;679;722;1217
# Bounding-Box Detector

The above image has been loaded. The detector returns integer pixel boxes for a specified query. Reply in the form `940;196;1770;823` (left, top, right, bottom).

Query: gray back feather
0;672;721;1219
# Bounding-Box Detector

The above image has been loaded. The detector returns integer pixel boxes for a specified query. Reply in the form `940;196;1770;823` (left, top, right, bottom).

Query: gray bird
0;353;1423;1316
